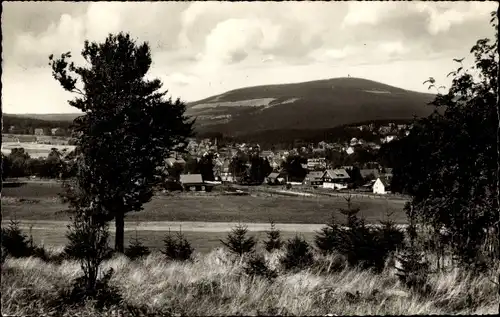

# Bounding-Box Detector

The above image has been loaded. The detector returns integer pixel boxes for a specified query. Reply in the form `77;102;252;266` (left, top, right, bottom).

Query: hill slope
186;77;436;136
4;113;82;121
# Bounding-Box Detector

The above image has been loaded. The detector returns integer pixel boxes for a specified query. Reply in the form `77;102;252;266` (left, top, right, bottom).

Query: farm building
373;176;391;194
179;174;209;191
261;150;274;158
322;169;350;190
303;171;324;186
265;172;286;185
307;158;326;170
220;162;235;183
165;157;186;168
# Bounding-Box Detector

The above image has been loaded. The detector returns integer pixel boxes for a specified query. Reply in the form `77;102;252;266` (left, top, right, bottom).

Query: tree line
2;148;77;180
3;115;73;136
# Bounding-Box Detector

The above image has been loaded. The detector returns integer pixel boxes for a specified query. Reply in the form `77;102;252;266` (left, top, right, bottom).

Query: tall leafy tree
229;154;248;181
49;33;194;252
248;155;272;184
198;153;215;181
388;11;498;269
282;155;307;182
8;148;31;177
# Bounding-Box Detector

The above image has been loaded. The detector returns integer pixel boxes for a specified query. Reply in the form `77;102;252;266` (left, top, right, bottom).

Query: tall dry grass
1;247;498;316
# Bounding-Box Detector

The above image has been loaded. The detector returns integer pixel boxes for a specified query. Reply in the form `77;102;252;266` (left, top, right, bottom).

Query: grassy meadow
2;181;407;253
2;181;408;224
2;249;497;316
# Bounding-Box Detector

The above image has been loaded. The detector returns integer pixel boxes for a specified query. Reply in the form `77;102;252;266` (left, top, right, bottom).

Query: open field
2;181;408;224
1;251;497;316
3;180;408;254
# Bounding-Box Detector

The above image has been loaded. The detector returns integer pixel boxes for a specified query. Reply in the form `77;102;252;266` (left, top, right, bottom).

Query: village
168;132;397;196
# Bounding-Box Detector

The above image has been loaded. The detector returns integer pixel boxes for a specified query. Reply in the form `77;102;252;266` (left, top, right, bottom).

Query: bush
52;268;123;311
314;214;342;256
1;219;34;258
263;220;284;252
338;216;387;272
280;235;314;271
162;230;194;262
125;230;150;260
244;253;278;281
377;216;405;254
314;197;402;273
220;224;256;257
395;249;430;294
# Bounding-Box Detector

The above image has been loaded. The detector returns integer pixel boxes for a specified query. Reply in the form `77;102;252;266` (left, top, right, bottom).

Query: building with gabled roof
373;176;391;194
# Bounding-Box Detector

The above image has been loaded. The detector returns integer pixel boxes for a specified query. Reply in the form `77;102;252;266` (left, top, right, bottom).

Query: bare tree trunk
115;212;125;253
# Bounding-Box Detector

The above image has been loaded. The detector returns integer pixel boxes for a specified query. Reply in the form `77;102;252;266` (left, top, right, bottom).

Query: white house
373;177;391;194
345;146;355;155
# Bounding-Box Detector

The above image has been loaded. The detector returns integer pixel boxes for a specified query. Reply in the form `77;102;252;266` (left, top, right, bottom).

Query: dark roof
267;172;281;179
306;171;324;180
180;174;203;184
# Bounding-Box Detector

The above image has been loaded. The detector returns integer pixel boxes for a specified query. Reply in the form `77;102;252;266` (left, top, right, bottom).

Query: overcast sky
2;1;497;114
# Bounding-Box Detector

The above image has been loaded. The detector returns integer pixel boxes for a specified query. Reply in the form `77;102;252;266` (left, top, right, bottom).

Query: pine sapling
281;234;314;271
220;223;256;257
315;213;342;255
125;229;150;260
161;228;193;262
264;220;284;252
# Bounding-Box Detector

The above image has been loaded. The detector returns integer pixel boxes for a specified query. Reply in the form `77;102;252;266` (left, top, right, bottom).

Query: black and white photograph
1;1;499;315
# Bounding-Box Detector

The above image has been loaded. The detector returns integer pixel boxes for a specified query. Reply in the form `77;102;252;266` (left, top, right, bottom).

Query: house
373;176;391;194
322;169;350;190
381;135;397;144
51;128;62;136
345;146;355;155
303;171;324;186
261;150;274;158
165;157;186;168
360;169;380;181
179;174;207;191
307;158;326;170
269;158;281;170
34;128;45;136
220;160;234;183
265;172;286;185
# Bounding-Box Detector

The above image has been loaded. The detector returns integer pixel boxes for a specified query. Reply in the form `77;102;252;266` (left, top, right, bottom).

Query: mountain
186;77;436;137
5;113;82;121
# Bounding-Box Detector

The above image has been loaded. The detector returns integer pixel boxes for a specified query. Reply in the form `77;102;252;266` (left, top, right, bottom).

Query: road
12;220;408;233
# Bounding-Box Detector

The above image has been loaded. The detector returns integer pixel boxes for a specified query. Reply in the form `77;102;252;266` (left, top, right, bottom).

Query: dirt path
11;220;407;233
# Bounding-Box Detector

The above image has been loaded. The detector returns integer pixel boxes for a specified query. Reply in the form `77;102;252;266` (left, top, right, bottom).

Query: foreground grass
1;249;497;316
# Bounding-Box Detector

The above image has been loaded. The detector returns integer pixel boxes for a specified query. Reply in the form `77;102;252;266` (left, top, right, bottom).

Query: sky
1;1;497;114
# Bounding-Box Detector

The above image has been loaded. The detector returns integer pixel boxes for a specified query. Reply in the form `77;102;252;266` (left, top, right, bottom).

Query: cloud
1;2;496;113
415;2;495;35
166;73;198;86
